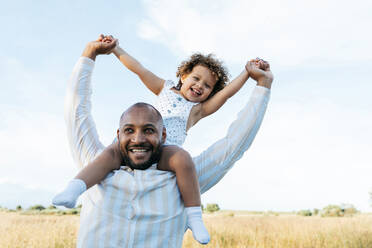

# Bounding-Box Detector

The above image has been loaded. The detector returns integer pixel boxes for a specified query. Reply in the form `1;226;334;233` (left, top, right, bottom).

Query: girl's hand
246;59;273;89
97;34;120;54
247;58;269;70
100;34;119;44
102;35;113;43
245;58;270;73
82;36;118;60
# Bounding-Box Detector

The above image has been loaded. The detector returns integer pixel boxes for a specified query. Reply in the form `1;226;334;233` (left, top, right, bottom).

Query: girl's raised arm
190;68;250;127
189;60;271;128
188;69;249;128
113;45;165;95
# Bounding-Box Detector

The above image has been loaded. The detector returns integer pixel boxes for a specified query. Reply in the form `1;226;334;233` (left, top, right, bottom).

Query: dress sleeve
163;80;176;90
193;86;271;194
64;57;105;169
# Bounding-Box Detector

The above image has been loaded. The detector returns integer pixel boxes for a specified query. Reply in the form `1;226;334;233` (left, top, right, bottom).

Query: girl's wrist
112;46;120;56
243;66;250;77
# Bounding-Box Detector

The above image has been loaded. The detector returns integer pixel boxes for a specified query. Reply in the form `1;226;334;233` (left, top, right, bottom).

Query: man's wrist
82;44;97;61
256;78;272;89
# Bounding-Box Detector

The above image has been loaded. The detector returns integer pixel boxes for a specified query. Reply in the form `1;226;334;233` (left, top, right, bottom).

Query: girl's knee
172;150;195;172
161;145;195;172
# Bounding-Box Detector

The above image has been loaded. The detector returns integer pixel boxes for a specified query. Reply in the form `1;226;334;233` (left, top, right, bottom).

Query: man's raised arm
194;62;273;194
64;37;117;168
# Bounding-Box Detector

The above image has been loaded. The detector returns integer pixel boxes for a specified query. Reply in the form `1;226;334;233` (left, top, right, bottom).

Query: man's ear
161;127;167;144
117;129;120;139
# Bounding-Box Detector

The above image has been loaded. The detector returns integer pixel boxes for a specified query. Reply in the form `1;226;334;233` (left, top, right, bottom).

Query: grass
183;213;372;248
1;211;372;248
0;212;79;248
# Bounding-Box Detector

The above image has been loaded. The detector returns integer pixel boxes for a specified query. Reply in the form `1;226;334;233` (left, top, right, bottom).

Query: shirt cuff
253;85;271;99
79;56;95;68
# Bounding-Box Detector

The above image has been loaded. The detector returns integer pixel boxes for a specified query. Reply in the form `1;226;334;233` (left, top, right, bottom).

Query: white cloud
139;0;372;66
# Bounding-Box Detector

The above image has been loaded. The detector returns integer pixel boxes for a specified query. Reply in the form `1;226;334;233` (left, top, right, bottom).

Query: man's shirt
65;57;270;247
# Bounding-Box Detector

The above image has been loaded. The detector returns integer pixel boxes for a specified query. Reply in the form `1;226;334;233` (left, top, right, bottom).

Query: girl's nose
195;82;202;89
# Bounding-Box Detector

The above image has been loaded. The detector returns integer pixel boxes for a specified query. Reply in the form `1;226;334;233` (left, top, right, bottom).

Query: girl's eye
205;84;211;89
193;76;199;81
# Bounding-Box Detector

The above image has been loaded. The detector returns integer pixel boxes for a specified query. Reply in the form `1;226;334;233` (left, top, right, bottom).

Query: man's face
117;106;166;170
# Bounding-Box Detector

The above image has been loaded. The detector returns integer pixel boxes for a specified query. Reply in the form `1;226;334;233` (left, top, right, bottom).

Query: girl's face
179;65;217;103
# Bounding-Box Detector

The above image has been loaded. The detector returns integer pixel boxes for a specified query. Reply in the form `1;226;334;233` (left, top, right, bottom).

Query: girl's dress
154;80;197;146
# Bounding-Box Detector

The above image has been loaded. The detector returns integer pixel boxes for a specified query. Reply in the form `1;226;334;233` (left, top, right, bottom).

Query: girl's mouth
191;88;202;96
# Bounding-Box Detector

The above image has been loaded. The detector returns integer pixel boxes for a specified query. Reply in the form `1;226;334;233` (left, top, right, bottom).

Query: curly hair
175;53;229;100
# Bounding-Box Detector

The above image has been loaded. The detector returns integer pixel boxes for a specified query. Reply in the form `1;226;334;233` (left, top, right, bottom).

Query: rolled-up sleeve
64;57;105;169
193;86;270;194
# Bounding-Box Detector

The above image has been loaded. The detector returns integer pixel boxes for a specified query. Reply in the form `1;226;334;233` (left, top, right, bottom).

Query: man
65;37;273;247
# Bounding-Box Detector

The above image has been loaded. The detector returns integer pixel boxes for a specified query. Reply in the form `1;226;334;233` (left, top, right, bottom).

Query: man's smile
127;145;153;157
130;148;148;152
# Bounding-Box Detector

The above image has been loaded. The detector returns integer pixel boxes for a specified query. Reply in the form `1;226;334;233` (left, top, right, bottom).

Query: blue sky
0;0;371;212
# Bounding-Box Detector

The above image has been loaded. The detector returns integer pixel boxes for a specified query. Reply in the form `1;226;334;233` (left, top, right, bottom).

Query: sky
0;0;371;212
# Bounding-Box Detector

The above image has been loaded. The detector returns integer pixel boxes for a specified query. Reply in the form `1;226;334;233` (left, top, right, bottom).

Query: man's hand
246;59;274;89
101;35;122;54
82;34;118;61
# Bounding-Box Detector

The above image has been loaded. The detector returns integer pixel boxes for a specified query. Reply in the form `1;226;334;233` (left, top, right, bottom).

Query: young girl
53;35;266;244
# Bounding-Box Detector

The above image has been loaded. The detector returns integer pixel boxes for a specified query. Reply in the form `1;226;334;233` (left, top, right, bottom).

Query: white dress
154;80;198;146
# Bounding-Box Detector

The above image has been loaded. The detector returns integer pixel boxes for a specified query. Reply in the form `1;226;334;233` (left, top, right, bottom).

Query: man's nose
131;132;145;143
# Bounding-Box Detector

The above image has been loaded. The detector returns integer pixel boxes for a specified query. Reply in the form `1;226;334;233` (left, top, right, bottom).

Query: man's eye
145;128;155;134
124;128;133;133
193;76;199;81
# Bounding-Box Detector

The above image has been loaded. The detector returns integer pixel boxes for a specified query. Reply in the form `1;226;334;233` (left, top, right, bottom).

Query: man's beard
121;144;163;170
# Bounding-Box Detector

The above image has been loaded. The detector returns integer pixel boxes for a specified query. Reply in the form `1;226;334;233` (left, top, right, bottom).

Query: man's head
117;103;166;170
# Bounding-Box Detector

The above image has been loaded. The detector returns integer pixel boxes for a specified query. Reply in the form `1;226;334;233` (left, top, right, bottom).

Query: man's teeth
131;149;148;152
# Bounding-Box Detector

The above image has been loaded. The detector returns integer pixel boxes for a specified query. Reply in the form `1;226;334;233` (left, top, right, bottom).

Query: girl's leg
158;145;210;245
53;143;122;208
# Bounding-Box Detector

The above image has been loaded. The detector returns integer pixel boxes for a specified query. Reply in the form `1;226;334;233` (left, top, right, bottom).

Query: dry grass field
1;211;372;248
184;213;372;248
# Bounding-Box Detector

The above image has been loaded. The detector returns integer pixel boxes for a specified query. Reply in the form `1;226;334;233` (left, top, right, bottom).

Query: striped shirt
65;57;270;247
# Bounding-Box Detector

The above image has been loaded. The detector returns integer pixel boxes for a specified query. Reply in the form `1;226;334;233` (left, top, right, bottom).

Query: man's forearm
65;57;105;168
194;86;270;194
82;44;98;61
257;78;272;89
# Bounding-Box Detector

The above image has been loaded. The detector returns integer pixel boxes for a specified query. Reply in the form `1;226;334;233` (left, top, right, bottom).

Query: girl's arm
188;69;249;128
75;143;123;189
113;45;165;95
